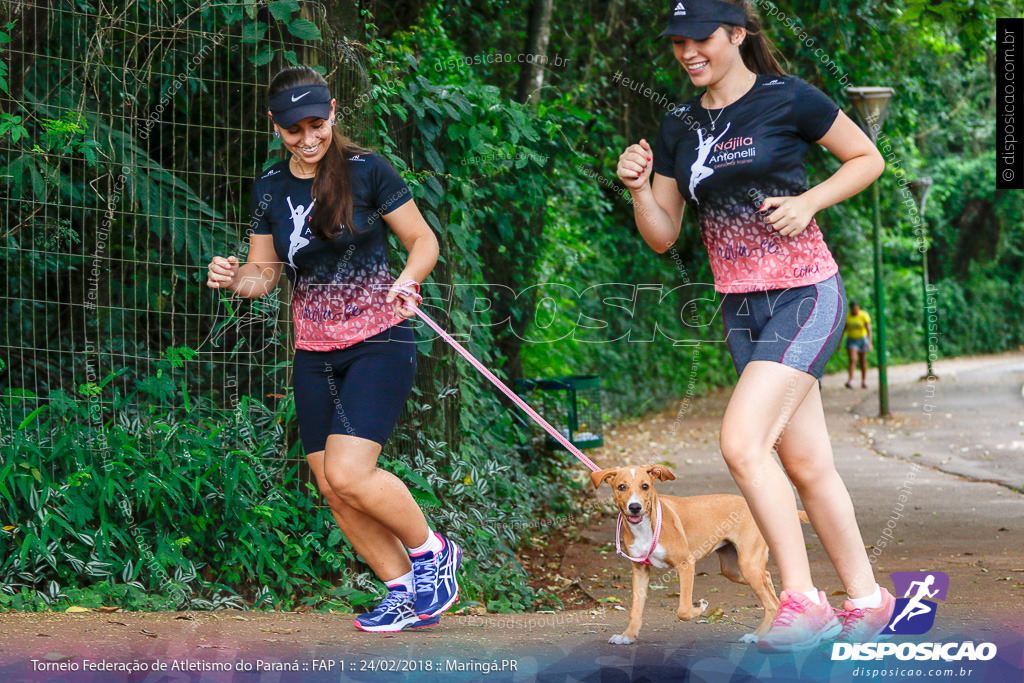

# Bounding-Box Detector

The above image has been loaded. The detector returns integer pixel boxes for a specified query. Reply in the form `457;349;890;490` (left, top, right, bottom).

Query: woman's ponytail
310;124;365;241
723;0;788;76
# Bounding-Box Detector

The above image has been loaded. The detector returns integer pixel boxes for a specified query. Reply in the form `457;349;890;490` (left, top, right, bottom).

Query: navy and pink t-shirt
248;152;413;351
653;73;841;294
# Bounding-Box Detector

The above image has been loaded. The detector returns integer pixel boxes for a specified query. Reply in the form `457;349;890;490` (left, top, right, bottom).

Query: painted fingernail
647;157;651;161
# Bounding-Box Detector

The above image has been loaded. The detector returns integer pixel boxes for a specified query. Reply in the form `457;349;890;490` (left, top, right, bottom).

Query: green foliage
0;21;10;93
0;21;28;143
34;111;101;162
0;350;389;611
235;0;321;66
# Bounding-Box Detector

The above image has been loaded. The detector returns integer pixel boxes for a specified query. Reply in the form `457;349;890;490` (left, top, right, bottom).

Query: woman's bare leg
719;360;818;593
306;449;412;581
320;434;431;550
775;383;878;599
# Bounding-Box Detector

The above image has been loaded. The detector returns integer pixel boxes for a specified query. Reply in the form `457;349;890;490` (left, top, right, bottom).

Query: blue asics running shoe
411;532;463;619
354;589;438;632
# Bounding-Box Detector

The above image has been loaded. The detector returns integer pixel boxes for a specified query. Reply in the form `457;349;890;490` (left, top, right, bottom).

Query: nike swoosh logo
290;91;311;102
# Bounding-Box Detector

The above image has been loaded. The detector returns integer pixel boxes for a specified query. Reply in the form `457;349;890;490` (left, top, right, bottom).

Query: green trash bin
513;375;604;450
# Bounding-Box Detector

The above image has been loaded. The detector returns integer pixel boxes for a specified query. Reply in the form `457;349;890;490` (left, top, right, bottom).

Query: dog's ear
590;468;617;489
647;464;676;482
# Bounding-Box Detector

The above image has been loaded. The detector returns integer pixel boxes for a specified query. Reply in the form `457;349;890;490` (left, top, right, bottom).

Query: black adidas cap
268;84;332;129
659;0;747;41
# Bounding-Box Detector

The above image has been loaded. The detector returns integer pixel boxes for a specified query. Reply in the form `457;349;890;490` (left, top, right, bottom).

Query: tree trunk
0;0;51;110
478;0;554;385
515;0;553;106
478;200;546;383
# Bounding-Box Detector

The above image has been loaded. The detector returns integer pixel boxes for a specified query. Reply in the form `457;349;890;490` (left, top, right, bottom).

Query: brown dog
591;464;810;645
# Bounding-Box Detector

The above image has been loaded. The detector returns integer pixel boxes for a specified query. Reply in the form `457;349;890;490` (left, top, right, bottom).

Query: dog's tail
797;510;810;523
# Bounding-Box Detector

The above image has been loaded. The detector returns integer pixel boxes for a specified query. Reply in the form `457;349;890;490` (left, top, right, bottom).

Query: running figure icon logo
286;196;314;268
688;123;731;203
884;571;949;635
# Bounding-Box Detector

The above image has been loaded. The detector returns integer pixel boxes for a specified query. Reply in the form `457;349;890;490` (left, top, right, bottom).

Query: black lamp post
846;86;895;418
910;177;938;381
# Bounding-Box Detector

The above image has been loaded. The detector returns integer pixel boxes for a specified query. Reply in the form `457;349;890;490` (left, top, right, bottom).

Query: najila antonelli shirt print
248;153;413;351
654;73;841;294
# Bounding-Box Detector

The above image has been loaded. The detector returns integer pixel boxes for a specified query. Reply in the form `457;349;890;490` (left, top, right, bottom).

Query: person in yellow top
844;301;872;388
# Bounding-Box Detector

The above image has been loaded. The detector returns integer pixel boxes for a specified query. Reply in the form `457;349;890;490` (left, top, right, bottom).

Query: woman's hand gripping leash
386;279;424;319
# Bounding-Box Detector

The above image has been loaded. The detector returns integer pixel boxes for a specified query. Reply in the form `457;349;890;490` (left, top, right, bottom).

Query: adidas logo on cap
673;2;686;15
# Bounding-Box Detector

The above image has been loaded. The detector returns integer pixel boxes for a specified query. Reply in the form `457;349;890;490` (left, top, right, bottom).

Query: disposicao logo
886;570;948;635
831;572;997;662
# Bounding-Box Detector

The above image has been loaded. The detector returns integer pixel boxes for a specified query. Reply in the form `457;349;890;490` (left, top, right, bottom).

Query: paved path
854;352;1024;492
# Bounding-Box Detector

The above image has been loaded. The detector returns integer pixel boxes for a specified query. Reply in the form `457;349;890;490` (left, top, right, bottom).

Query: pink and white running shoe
758;589;843;653
834;587;897;643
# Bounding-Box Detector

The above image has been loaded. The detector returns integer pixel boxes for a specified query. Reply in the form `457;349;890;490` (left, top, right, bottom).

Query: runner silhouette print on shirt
286;195;314;268
688;122;732;203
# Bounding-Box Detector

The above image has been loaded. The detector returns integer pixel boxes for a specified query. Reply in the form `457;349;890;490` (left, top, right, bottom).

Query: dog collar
615;499;663;565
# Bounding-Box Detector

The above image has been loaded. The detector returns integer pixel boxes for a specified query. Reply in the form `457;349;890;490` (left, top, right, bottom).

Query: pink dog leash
394;281;661;563
393;280;601;472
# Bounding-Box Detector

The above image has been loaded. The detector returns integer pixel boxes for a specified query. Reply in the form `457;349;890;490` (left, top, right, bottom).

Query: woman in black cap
206;65;461;632
617;0;894;653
